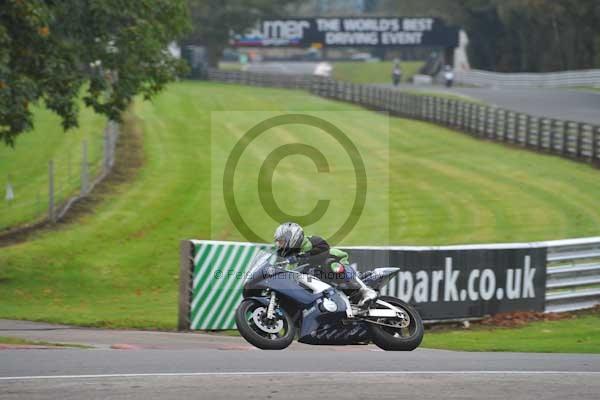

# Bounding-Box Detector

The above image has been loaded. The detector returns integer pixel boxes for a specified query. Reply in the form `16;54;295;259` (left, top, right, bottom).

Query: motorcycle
392;69;402;86
235;251;424;351
444;70;455;88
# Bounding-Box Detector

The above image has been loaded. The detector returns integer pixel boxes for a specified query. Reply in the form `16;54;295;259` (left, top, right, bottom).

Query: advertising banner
182;240;547;330
232;17;460;48
345;247;547;320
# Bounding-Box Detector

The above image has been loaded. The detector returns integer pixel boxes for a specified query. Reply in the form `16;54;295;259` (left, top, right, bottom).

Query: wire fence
206;69;600;166
1;121;119;231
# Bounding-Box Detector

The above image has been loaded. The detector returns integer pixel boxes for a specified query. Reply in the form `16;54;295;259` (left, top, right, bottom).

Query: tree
186;0;302;68
455;0;600;72
372;0;600;73
0;0;190;146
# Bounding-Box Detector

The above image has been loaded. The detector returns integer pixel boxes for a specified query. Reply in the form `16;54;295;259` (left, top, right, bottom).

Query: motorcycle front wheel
368;296;424;351
235;298;296;350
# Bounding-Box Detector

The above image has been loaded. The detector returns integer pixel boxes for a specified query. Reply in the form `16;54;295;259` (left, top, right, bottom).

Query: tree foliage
0;0;190;146
368;0;600;72
486;0;600;72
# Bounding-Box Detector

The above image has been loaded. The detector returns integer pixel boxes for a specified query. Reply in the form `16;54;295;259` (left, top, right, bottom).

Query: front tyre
369;296;424;351
235;298;296;350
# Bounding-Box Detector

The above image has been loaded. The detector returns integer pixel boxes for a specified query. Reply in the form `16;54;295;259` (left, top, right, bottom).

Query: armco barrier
455;68;600;88
545;237;600;313
206;69;600;168
178;237;600;330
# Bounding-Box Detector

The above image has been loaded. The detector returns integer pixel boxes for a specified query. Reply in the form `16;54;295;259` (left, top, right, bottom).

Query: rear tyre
369;296;424;351
235;298;296;350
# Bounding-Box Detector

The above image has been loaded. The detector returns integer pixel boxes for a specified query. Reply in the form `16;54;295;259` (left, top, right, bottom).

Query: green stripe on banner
191;244;220;312
220;245;271;329
194;244;243;330
189;240;274;330
191;244;226;323
208;245;265;330
202;244;249;329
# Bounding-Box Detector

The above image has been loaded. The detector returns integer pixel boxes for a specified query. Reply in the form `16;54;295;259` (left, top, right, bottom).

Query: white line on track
2;371;600;381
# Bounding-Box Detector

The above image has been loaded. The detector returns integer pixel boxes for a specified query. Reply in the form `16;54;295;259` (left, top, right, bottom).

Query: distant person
392;61;402;87
444;65;455;88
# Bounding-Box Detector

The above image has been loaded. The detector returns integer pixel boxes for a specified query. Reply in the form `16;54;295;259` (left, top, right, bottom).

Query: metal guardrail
206;69;600;169
455;68;600;88
544;237;600;313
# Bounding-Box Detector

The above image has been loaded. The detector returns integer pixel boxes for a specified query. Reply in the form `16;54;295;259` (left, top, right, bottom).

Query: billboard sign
232;17;460;48
345;247;547;320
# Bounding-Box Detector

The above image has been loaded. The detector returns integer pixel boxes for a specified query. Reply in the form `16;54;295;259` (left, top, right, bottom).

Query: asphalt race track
1;320;599;399
240;62;600;126
385;84;600;126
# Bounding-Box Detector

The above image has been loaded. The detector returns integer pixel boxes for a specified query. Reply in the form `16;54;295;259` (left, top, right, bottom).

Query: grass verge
332;61;423;84
0;102;107;231
423;310;600;353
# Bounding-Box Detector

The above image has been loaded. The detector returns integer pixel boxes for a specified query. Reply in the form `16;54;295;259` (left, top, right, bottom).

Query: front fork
266;291;277;319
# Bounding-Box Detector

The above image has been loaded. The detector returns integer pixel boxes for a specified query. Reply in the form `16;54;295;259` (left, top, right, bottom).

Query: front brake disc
252;307;283;334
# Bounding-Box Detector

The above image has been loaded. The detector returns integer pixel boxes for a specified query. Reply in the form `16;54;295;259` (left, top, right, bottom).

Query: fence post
525;115;531;148
508;111;515;142
477;105;485;137
81;140;89;195
536;118;543;150
48;160;55;223
517;114;526;146
464;103;472;133
178;240;193;331
494;108;506;142
593;126;600;163
485;106;492;139
548;119;556;152
576;123;583;159
560;120;567;155
359;84;365;105
503;109;509;141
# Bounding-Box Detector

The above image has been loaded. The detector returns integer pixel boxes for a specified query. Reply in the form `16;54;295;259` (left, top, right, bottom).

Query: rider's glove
286;256;298;264
331;262;345;274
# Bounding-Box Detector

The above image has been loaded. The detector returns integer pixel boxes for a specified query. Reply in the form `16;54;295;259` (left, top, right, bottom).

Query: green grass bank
1;81;600;329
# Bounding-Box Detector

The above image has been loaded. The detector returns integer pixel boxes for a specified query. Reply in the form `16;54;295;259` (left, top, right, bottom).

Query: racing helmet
274;222;304;257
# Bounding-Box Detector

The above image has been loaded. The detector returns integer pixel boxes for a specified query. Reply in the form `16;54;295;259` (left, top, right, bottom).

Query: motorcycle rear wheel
235;298;296;350
369;296;424;351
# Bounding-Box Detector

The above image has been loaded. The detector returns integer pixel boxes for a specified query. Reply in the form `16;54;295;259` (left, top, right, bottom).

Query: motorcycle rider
274;222;377;307
443;64;455;88
392;60;402;87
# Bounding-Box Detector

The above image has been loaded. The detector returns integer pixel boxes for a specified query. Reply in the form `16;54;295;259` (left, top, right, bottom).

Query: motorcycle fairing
360;267;401;290
244;269;326;306
298;320;370;345
297;291;353;343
